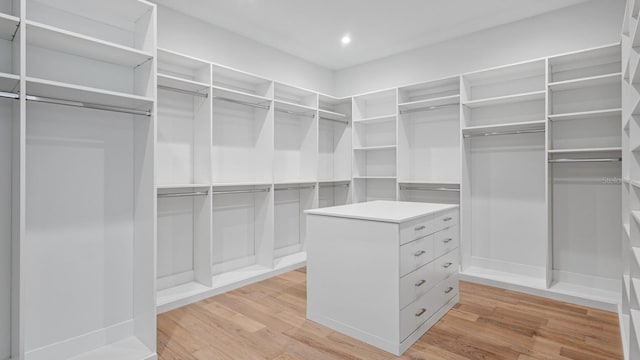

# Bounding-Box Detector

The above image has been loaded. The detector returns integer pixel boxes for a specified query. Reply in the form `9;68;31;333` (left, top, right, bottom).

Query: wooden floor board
158;269;622;359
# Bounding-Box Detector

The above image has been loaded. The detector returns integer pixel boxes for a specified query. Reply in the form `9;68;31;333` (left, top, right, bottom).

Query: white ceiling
152;0;594;70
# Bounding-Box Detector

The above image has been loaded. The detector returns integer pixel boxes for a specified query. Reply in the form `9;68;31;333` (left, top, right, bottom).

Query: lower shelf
157;252;307;313
460;266;619;311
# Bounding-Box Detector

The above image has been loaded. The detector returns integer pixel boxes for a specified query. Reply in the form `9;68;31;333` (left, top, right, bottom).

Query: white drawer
434;274;459;304
433;226;459;259
400;288;441;341
399;262;437;309
433;249;458;283
400;234;434;277
433;209;458;233
399;215;433;245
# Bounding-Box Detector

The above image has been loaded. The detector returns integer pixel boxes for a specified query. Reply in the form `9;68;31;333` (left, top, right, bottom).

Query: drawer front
400;288;441;341
400;234;434;277
433;209;458;233
433;226;459;259
433;249;459;283
434;274;459;305
400;215;433;245
399;262;437;309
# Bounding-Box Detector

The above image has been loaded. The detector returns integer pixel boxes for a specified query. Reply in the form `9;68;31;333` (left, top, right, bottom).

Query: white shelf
158;48;210;71
26;20;153;68
398;94;460;113
398;180;460;186
157;74;209;94
211;85;272;108
548;108;622;121
548;73;622;92
463;90;545;108
157;184;210;190
462;120;546;136
67;337;154;360
632;211;640;225
353;145;397;151
0;72;19;93
547;147;622;154
274;180;317;186
353;176;397;180
274;99;316;114
211;181;272;188
0;12;19;41
26;77;154;111
353;114;397;124
319;108;347;120
318;179;351;184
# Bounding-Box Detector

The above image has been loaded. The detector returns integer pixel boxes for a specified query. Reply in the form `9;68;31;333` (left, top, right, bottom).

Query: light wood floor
157;268;622;359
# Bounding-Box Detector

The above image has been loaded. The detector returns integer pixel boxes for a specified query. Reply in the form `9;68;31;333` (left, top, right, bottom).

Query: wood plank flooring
157;268;622;359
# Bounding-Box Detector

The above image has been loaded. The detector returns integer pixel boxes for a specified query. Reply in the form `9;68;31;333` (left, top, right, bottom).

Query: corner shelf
158;74;209;94
548;108;622;121
462;90;545;109
0;12;19;41
548;73;622;92
26;20;153;68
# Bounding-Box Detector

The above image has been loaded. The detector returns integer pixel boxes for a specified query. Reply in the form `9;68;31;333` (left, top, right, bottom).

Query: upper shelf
26;20;153;68
0;72;19;93
548;73;622;92
319;108;347;121
158;74;209;94
274;99;316;117
212;85;272;109
462;90;545;109
548;147;622;154
398;94;460;114
462;120;545;137
548;108;622;121
0;12;19;41
353;114;396;124
26;77;154;112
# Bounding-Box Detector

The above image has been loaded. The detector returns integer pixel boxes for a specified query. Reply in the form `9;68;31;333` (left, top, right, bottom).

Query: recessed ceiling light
341;34;351;46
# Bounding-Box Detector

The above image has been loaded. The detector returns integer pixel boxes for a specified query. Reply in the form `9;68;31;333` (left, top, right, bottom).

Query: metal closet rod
158;191;208;198
463;128;544;138
212;188;270;195
400;186;460;192
399;103;459;115
320;183;350;188
158;85;208;98
275;107;316;119
213;95;271;110
320;116;349;124
25;95;152;116
548;158;621;163
275;185;316;191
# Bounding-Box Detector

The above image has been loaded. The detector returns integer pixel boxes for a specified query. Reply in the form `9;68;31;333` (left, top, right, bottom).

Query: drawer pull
442;262;453;268
414;225;426;231
414;279;426;287
444;287;454;294
415;308;427;317
443;217;453;222
443;238;453;243
414;250;426;257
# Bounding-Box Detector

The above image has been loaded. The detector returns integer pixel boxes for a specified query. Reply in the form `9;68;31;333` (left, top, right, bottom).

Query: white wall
156;5;335;94
334;0;625;97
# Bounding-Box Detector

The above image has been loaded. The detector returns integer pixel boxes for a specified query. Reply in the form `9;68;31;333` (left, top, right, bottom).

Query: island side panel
306;214;401;350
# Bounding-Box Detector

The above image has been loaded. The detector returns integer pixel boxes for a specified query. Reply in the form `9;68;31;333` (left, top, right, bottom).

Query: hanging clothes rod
158;85;208;98
212;188;270;195
212;95;271;110
158;191;208;198
400;186;460;192
320;116;349;124
275;108;316;119
25;95;152;116
463;128;544;138
319;183;350;188
399;103;459;115
548;158;622;163
0;91;19;100
275;185;316;191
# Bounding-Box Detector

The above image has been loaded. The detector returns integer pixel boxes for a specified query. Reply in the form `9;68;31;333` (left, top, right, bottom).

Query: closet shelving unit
352;89;398;202
459;59;549;293
397;76;461;204
18;1;158;360
547;44;622;305
624;0;639;357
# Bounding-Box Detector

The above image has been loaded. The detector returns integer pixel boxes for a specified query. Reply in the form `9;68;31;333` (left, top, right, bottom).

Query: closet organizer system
0;0;626;359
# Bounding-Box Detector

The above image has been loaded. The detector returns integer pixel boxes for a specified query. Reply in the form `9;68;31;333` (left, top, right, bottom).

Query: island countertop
304;200;458;223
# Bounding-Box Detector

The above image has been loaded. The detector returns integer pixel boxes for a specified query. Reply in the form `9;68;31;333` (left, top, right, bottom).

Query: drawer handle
443;217;453;222
415;308;427;317
414;225;426;231
414;250;426;257
415;279;426;287
443;238;453;243
444;287;454;294
442;262;453;268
